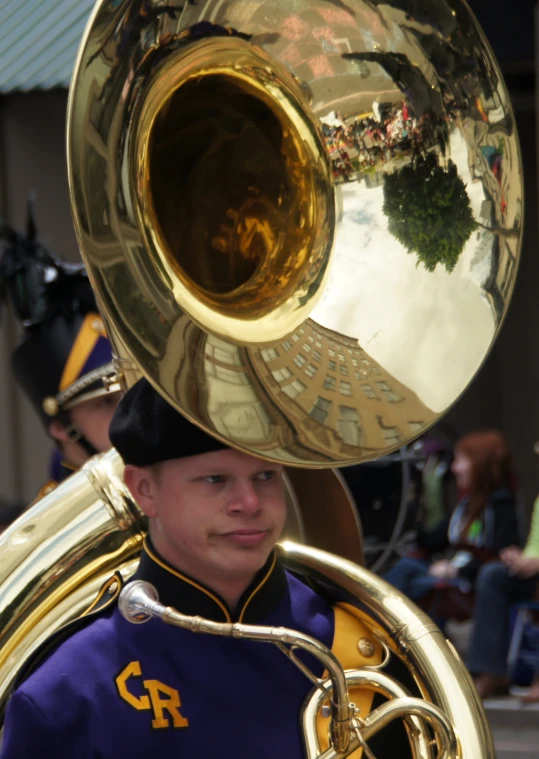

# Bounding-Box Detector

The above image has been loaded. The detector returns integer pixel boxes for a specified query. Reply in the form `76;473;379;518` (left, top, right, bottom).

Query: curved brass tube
0;450;144;711
303;669;455;759
280;541;495;758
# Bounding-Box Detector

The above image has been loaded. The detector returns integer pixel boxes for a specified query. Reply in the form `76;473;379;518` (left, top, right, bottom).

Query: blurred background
0;2;538;754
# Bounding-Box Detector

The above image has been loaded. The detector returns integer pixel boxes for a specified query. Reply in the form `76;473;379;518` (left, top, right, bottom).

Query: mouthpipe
118;580;235;632
118;580;167;624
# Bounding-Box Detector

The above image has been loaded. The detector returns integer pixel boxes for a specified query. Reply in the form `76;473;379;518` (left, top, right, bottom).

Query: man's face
70;392;121;453
132;449;287;588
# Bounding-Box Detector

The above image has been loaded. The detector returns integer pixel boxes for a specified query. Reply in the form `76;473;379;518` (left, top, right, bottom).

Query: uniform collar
133;537;288;624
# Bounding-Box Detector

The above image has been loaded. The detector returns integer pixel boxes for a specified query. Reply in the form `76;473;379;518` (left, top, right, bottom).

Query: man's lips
219;529;269;546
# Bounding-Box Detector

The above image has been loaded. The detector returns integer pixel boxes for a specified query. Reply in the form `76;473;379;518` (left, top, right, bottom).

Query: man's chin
222;544;273;575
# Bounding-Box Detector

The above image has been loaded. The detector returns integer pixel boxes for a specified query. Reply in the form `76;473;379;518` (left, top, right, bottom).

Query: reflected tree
383;153;477;273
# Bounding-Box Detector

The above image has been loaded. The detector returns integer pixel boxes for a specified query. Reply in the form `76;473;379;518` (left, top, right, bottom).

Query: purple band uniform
0;540;383;758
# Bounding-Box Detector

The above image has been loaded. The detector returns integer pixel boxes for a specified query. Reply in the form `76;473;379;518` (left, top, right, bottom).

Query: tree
382;153;477;273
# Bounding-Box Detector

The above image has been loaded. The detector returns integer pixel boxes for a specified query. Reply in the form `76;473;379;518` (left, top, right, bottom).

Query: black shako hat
110;378;228;467
0;199;116;428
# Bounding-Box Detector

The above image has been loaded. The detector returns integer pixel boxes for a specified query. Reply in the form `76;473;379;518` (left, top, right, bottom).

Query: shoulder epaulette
2;571;124;720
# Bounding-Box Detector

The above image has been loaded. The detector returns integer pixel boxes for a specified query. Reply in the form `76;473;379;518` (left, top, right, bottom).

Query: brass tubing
303;669;455;759
281;542;495;758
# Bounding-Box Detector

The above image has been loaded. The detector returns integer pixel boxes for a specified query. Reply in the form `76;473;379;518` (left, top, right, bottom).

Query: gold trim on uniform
82;575;121;616
238;552;277;623
144;539;232;623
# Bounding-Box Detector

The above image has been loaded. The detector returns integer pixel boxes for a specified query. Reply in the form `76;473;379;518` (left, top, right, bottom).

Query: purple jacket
1;541;336;758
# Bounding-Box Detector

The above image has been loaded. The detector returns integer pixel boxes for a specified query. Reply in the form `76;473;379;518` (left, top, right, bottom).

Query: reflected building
247;320;432;460
364;171;384;190
158;317;433;466
203;333;276;451
459;114;521;321
184;318;433;464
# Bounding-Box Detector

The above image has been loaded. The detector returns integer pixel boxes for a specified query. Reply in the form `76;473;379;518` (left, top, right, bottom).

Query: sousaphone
0;1;523;756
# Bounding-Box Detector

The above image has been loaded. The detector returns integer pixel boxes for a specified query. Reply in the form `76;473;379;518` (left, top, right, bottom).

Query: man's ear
48;420;70;444
123;465;158;517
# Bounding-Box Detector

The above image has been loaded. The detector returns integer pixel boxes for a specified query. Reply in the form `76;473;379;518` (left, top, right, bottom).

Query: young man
1;209;121;491
0;378;386;758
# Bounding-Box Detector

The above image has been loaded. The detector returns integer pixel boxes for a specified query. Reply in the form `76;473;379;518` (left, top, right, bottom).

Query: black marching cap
109;378;228;467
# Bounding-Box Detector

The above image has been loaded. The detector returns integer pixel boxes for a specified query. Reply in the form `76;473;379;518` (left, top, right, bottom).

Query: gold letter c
116;661;151;710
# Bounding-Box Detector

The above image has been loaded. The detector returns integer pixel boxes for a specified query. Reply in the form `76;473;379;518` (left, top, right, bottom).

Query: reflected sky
311;127;495;412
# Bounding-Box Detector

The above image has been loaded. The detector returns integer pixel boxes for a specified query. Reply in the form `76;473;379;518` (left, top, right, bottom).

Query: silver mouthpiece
118;580;162;624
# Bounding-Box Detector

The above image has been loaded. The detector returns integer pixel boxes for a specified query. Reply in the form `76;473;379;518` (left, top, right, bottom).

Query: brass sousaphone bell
0;1;523;756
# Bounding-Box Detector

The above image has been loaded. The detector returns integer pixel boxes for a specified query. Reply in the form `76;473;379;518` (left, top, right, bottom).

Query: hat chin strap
60;413;99;460
67;426;99;459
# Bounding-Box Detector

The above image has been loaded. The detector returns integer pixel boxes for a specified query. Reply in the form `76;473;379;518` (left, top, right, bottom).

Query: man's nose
227;480;261;514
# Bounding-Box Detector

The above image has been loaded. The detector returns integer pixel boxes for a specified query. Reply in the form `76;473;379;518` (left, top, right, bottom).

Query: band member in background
0;378;407;759
0;201;121;494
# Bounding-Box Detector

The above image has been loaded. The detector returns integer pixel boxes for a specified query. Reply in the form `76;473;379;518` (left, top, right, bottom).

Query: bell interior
148;72;318;320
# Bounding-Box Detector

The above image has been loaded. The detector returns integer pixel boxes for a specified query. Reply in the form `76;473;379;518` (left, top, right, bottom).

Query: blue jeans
467;561;538;678
383;557;463;629
384;557;446;601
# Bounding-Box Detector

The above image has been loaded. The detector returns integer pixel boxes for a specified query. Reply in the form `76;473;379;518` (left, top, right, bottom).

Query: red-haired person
384;431;520;627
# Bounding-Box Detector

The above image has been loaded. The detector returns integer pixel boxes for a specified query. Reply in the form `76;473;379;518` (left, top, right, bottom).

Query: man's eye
98;395;119;408
204;475;225;485
256;470;276;482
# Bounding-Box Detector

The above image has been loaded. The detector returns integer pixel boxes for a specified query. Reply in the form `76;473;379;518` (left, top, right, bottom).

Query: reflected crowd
322;100;447;185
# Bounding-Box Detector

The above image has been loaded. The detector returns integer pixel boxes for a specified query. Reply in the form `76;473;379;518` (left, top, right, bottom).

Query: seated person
384;431;520;626
468;495;539;699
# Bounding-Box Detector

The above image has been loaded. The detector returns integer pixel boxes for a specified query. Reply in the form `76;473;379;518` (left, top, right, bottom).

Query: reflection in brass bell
68;0;523;470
